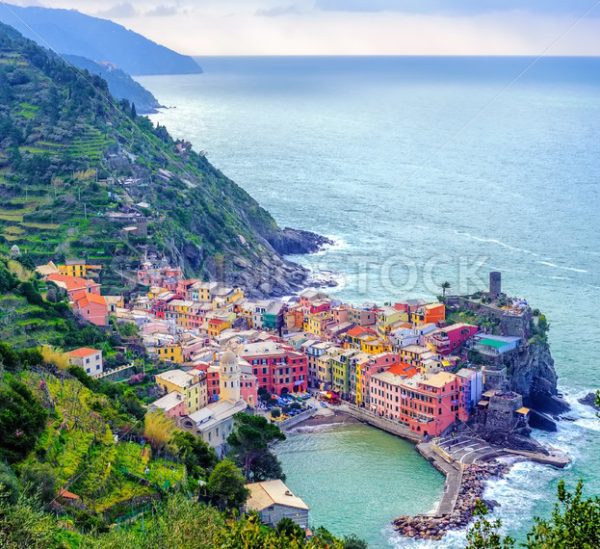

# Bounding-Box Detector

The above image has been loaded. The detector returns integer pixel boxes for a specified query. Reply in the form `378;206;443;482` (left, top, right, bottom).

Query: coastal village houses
36;255;515;449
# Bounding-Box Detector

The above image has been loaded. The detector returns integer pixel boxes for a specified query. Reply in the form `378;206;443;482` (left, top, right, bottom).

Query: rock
267;227;333;255
527;409;558;431
578;392;600;411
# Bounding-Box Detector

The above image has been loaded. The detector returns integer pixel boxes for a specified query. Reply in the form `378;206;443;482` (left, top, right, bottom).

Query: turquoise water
139;57;600;547
274;424;444;548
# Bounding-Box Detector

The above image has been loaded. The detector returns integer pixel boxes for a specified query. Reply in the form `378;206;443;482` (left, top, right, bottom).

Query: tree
227;413;286;481
276;517;305;540
465;500;515;549
143;410;176;452
0;379;47;463
171;431;217;478
525;480;600;548
342;534;369;549
441;281;451;299
206;459;249;511
0;462;19;504
20;463;56;504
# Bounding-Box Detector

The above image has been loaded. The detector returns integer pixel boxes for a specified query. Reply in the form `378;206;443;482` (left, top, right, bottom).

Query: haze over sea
140;57;600;547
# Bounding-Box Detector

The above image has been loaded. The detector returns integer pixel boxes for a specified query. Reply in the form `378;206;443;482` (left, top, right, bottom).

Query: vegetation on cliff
0;22;313;295
63;55;161;115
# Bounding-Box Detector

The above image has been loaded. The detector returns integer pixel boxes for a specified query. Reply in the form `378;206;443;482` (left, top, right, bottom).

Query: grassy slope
0;22;285;294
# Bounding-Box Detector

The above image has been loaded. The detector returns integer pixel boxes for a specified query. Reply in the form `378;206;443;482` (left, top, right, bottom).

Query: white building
67;347;103;377
179;350;248;457
245;479;310;529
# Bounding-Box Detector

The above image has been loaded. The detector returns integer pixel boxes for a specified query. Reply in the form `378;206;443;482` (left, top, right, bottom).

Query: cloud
96;2;137;18
256;4;304;17
146;4;179;17
315;0;598;16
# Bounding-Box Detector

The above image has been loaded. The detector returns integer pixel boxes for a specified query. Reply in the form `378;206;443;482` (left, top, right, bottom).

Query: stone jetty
393;462;509;541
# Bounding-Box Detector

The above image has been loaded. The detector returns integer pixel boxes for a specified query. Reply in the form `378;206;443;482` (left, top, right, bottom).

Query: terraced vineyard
22;372;185;515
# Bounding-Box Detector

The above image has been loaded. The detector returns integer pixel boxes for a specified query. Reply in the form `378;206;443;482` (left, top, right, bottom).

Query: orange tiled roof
67;347;100;358
58;488;80;500
74;292;107;307
46;273;98;292
346;326;376;338
388;362;417;377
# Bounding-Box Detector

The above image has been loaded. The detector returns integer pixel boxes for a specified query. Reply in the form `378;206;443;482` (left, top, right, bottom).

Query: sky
4;1;600;55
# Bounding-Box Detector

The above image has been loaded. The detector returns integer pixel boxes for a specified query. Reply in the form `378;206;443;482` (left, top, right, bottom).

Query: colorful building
303;311;334;337
67;347;103;377
411;303;446;326
397;372;464;437
370;362;419;420
154;343;184;364
240;341;308;395
73;291;108;326
155;369;207;413
428;323;478;355
58;260;102;279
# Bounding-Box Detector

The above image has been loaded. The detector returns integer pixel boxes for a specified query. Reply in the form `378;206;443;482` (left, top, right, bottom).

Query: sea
139;57;600;548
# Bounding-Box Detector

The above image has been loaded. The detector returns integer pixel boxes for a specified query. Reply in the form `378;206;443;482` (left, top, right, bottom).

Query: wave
536;261;588;274
312;235;349;256
454;231;540;257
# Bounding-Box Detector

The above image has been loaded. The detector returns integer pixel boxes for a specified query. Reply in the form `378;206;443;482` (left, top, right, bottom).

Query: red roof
58;488;80;500
68;347;100;358
388;362;417;377
209;318;225;325
46;273;99;292
346;326;376;338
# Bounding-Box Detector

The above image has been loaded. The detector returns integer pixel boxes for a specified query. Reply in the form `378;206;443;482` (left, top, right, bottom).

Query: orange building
411;303;446;326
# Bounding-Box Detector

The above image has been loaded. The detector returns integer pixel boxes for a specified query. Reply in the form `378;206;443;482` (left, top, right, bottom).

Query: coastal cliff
505;338;568;415
0;23;326;298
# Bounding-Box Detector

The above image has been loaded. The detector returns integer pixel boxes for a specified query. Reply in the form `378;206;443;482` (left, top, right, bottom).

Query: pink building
357;353;406;406
150;392;187;418
203;360;258;408
240;340;308;395
428;323;478;355
398;372;465;437
73;291;108;326
369;362;418;419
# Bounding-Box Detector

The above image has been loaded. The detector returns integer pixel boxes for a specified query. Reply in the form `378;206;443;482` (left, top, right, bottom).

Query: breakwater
393;461;509;540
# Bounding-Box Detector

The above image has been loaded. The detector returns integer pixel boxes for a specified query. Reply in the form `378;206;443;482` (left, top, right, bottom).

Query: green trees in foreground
227;413;287;481
466;480;600;549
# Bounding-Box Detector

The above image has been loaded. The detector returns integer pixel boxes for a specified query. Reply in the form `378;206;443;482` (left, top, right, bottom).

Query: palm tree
441;281;451;299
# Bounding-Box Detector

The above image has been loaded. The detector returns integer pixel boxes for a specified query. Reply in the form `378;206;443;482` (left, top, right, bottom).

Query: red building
239;341;308;395
428;323;478;355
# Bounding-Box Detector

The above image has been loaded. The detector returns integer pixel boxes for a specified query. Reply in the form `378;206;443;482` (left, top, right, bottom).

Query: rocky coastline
394;462;510;541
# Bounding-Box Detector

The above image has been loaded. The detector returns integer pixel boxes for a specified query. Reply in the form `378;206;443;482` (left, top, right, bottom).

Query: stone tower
219;350;241;403
489;271;502;299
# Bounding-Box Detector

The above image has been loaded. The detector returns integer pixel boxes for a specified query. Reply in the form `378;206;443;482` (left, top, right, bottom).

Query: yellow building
376;307;406;335
58;260;102;279
303;311;333;337
207;317;232;338
155;369;207;413
360;338;389;355
155;343;184;364
316;352;334;389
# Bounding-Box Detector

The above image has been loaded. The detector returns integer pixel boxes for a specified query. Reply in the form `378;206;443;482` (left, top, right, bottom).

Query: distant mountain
63;54;161;114
0;2;201;75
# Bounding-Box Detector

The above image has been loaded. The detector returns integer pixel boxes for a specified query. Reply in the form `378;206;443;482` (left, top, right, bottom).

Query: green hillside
0;22;310;296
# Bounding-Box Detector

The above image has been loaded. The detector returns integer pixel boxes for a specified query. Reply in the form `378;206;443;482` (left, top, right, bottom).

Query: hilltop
0;2;201;75
0;22;326;296
63;55;162;114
